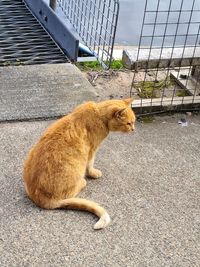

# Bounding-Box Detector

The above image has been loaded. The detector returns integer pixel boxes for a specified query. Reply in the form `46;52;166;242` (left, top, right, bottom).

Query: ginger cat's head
108;98;135;133
98;98;136;133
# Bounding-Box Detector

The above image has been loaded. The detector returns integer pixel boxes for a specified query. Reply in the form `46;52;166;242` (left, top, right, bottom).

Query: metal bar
49;0;56;10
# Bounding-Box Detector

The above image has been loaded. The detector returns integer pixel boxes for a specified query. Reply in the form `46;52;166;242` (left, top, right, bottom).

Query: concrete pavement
0;63;96;122
0;113;199;266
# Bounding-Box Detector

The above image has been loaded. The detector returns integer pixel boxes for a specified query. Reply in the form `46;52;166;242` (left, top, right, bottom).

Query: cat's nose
132;125;136;132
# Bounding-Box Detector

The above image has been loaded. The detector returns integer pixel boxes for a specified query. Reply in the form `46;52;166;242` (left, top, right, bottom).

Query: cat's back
25;102;99;163
43;101;97;137
26;103;97;157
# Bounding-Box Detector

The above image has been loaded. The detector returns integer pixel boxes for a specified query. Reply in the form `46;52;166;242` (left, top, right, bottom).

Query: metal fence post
49;0;56;11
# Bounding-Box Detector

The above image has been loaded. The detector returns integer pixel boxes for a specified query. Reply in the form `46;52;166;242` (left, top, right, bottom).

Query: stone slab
132;96;200;114
0;63;97;121
123;47;200;70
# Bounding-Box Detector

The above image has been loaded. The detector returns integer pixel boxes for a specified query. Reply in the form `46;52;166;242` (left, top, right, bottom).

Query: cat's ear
115;108;127;119
123;98;133;106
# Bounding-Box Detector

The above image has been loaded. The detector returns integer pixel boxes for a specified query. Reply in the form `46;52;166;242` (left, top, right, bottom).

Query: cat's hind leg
68;178;87;198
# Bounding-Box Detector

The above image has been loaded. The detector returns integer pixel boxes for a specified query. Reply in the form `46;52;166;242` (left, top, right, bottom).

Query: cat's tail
51;198;111;230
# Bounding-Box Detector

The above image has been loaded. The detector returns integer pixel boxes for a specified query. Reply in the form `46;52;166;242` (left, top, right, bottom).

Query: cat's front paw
88;168;102;179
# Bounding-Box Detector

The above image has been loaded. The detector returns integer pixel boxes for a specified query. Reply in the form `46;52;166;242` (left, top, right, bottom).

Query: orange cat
23;98;135;229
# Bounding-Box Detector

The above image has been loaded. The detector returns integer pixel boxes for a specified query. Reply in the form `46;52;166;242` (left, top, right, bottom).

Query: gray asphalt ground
0;113;199;267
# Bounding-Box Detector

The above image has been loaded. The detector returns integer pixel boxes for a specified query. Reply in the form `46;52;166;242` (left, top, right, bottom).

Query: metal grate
130;0;200;115
57;0;119;69
0;0;68;66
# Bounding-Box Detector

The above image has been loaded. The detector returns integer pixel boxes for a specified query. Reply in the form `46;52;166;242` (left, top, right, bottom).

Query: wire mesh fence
57;0;119;69
130;0;200;115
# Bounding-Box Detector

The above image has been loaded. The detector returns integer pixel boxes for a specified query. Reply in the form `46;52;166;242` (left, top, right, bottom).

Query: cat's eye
127;122;132;125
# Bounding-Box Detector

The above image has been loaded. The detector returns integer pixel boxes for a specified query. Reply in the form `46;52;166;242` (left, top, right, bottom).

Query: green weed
76;59;124;71
176;90;190;97
134;78;173;99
